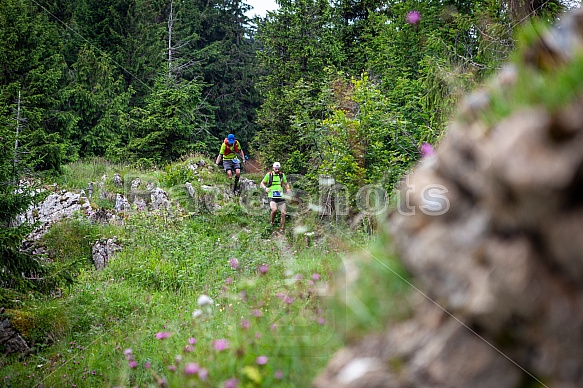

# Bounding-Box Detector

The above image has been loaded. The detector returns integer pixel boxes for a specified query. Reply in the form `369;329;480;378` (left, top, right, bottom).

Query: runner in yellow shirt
216;134;246;193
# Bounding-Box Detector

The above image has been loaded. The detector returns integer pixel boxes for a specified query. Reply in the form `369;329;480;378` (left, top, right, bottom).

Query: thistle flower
155;332;171;340
258;264;269;274
229;258;239;270
256;356;268;365
224;378;239;388
184;363;200;375
406;10;421;25
420;142;435;157
212;339;229;351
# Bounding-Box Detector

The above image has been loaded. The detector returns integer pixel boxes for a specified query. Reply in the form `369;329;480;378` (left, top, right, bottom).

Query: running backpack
223;139;240;155
266;171;284;187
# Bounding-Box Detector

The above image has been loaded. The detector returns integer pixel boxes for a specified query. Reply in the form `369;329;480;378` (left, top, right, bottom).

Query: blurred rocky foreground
315;9;583;388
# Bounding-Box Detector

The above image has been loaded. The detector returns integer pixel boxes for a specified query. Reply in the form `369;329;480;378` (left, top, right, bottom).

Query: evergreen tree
192;0;262;147
123;76;212;165
0;0;70;172
253;0;344;171
64;45;133;158
0;111;44;306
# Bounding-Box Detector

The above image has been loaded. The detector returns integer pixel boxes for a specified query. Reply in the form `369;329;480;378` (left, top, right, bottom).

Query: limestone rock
150;188;170;210
114;194;130;213
92;237;122;270
113;173;123;187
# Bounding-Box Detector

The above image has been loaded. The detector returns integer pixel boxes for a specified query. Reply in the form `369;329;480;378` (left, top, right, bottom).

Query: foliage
63;45;133;159
0;121;43;305
253;0;344;170
123;78;212;164
317;75;429;200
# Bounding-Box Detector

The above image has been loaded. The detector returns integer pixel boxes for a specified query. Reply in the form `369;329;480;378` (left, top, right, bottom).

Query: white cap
273;162;281;168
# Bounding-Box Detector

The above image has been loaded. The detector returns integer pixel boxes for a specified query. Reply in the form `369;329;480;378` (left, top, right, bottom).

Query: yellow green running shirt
263;172;287;198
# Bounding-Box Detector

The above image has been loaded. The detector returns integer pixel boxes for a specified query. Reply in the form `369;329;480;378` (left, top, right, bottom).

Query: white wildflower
197;295;213;306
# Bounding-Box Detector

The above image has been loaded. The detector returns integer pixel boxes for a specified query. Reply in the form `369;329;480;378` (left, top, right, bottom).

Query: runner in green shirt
260;162;291;233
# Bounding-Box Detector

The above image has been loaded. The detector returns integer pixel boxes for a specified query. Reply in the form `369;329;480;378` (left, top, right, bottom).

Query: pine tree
0;99;43;306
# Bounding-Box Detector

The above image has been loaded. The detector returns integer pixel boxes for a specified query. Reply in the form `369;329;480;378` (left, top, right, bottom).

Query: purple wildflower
155;332;171;340
258;264;269;274
224;378;238;388
128;360;137;369
198;368;209;381
240;319;250;330
256;356;268;365
184;363;200;375
188;337;197;345
275;370;283;379
229;258;239;270
420;142;435;157
312;273;321;281
406;10;421;25
212;339;229;351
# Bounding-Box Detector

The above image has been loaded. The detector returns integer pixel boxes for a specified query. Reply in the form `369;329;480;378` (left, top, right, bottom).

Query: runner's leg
270;201;277;225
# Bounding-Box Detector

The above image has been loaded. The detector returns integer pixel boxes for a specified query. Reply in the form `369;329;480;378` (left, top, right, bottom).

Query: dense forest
0;0;567;170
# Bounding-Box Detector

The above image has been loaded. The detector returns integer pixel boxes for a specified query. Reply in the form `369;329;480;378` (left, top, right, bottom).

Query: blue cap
227;134;235;145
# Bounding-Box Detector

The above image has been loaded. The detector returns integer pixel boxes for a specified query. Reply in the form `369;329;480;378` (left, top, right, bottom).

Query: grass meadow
1;157;410;387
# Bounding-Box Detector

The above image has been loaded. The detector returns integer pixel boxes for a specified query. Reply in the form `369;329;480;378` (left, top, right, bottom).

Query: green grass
1;158;411;387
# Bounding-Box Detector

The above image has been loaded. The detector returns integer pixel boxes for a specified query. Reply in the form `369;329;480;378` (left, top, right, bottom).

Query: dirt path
243;158;263;174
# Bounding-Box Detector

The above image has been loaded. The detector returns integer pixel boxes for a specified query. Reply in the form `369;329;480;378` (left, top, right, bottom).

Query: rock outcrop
315;9;583;388
92;237;122;270
0;316;30;355
17;190;92;244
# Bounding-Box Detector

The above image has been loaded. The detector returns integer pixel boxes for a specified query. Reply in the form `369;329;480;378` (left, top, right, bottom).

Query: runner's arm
216;143;226;165
260;175;269;192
